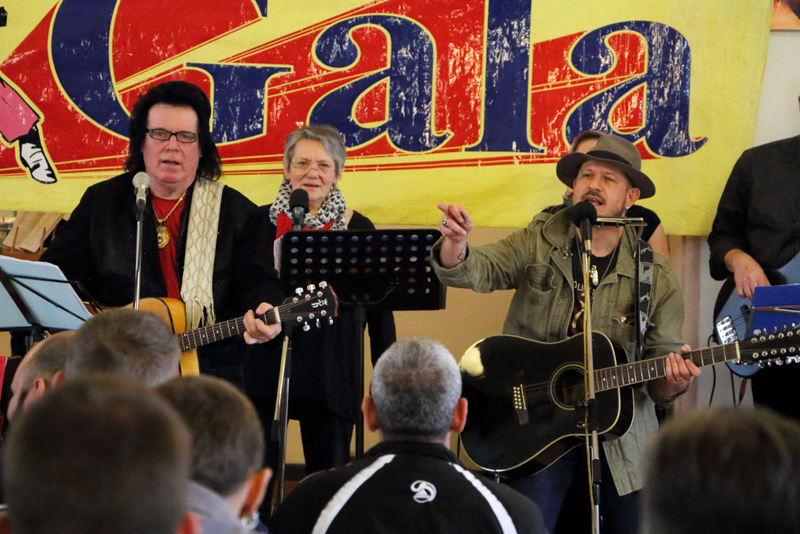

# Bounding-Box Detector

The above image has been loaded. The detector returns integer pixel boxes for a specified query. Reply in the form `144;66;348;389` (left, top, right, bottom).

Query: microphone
289;188;309;231
571;200;597;254
132;172;150;208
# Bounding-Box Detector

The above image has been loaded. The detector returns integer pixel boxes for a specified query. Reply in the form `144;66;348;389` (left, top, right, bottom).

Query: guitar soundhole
551;364;585;411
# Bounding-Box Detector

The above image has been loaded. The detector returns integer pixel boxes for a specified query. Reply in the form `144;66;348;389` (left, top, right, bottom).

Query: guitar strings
179;296;331;349
515;344;744;404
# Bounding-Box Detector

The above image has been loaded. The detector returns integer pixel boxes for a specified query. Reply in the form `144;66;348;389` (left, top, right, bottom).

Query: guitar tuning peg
328;317;334;326
306;283;316;292
319;281;328;289
316;318;320;328
295;287;304;296
303;323;310;332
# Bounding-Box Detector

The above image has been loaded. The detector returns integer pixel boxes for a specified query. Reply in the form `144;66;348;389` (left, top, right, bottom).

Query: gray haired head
371;337;461;441
283;125;347;178
67;309;180;388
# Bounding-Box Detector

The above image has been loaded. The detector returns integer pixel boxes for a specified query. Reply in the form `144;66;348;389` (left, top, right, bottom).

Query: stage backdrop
0;0;771;235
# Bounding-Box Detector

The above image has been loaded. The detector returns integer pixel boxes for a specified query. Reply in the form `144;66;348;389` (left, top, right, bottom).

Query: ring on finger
442;218;448;227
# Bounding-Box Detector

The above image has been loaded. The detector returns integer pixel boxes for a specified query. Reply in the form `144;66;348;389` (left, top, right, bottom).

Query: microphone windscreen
289;188;310;213
571;200;597;226
132;171;150;188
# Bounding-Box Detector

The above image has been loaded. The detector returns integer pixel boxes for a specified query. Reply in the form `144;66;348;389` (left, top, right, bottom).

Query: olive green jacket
432;208;684;495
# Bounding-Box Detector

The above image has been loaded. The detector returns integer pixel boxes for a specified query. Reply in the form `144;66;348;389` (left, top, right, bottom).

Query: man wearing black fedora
432;134;699;533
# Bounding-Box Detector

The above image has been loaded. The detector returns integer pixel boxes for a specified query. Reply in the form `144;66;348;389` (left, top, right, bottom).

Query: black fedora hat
556;135;655;199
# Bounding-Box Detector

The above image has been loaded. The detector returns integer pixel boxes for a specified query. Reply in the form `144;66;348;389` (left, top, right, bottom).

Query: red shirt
151;195;186;299
275;211;335;239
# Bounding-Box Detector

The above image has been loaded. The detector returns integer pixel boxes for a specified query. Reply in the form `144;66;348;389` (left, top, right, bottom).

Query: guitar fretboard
177;309;277;351
596;331;800;392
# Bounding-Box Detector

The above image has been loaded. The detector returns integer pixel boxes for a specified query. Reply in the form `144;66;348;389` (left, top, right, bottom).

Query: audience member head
2;375;195;534
66;309;180;387
7;331;74;422
569;130;603;154
643;408;800;534
124;80;221;181
156;375;270;519
365;337;466;444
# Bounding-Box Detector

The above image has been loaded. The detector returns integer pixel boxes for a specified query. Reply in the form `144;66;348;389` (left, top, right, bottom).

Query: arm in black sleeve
40;187;95;288
708;151;753;280
229;196;284;313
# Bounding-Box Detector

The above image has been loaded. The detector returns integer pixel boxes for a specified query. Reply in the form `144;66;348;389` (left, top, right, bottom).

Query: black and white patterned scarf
268;179;348;230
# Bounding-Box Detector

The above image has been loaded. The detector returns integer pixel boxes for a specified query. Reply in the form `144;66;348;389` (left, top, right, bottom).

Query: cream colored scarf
180;179;224;329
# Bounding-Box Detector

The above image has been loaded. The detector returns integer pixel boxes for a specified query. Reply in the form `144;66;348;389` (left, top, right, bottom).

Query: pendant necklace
590;245;619;287
155;190;186;250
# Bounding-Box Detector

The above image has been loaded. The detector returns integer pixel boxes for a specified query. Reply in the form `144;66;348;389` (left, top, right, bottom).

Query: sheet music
0;256;92;330
750;284;800;335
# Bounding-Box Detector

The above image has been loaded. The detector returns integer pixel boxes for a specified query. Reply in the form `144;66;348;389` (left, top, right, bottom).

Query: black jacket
270;440;547;534
41;172;284;384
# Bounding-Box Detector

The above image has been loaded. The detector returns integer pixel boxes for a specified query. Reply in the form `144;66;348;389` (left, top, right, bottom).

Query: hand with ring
663;346;701;393
436;203;473;268
437;203;472;242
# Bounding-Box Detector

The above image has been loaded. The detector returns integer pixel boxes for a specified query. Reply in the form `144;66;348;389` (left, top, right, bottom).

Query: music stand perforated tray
279;229;445;312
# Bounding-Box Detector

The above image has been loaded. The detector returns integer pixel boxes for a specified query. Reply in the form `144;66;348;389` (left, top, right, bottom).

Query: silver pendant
591;265;599;286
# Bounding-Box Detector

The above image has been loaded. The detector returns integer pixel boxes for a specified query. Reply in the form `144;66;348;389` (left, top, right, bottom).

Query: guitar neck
176;309;277;352
595;342;741;393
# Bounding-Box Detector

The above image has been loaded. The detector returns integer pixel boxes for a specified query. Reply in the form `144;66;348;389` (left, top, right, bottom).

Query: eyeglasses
291;160;335;174
146;128;199;144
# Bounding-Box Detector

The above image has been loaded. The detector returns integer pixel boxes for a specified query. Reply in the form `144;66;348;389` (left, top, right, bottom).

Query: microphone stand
271;214;307;508
133;198;147;310
578;225;602;534
272;322;294;506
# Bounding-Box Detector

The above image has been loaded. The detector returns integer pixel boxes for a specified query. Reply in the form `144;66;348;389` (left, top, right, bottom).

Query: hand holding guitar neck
656;346;700;399
243;302;282;345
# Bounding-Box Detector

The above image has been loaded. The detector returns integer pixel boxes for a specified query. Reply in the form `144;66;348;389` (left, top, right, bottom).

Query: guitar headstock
279;281;338;331
737;325;800;368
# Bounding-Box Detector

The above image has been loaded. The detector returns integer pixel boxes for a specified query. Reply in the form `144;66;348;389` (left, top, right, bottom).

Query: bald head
8;331;74;422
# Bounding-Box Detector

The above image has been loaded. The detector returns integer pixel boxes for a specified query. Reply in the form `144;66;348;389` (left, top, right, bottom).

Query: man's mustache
580;192;605;204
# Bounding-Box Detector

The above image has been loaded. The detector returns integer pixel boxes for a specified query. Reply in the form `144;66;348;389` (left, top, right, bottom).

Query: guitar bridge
513;385;529;425
715;316;738;345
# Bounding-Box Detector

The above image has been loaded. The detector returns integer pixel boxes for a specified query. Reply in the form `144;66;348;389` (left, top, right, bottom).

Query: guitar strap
635;239;654;361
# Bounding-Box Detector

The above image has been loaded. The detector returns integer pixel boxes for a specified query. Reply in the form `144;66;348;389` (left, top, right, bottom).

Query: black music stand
0;256;93;350
280;228;446;458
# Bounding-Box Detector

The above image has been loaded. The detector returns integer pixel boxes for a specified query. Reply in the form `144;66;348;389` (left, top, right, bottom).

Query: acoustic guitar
459;329;800;475
137;283;337;375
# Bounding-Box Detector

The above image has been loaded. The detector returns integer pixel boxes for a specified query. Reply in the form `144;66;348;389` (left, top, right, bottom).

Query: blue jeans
506;446;640;534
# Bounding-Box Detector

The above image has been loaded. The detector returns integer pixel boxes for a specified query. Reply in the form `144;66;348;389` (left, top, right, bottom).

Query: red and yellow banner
0;0;771;234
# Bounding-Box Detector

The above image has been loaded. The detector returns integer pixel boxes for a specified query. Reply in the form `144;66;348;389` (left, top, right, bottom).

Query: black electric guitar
459;329;800;475
714;252;800;377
